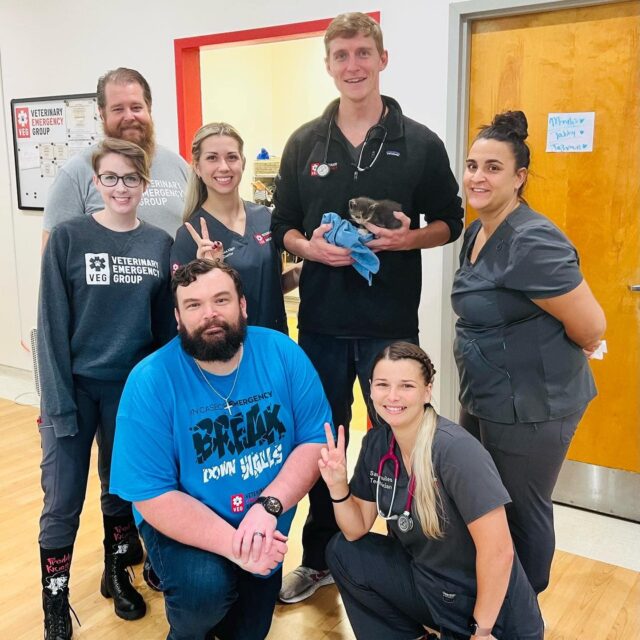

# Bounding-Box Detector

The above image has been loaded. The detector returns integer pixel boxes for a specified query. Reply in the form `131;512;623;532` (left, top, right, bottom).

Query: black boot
122;532;144;566
100;552;146;621
43;589;73;640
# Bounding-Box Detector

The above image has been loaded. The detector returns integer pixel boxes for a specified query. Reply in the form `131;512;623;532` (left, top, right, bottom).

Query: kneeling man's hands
238;531;288;575
232;503;288;574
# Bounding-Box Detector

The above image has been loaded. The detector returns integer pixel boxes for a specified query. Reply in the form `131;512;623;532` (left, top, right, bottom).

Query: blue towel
321;212;379;285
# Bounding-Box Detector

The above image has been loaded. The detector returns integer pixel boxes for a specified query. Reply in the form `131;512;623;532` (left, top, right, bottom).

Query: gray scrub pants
39;376;132;549
327;532;543;639
460;406;586;594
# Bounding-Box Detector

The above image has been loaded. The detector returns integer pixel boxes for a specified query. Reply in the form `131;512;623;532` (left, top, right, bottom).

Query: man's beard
179;314;247;363
104;118;156;158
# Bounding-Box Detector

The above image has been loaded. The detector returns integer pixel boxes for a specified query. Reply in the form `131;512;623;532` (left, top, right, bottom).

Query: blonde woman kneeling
321;342;543;640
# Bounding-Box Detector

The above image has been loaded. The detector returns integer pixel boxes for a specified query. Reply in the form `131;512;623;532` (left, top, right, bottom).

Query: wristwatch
255;496;283;517
468;616;492;637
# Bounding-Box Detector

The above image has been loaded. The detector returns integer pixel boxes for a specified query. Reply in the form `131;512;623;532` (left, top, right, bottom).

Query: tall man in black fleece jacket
270;12;463;604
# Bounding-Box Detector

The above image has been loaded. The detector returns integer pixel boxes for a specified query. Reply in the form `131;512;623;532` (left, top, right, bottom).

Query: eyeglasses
97;173;143;188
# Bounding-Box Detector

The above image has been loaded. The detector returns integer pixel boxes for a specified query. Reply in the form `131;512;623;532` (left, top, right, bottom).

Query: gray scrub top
452;204;596;424
350;418;542;637
171;202;287;334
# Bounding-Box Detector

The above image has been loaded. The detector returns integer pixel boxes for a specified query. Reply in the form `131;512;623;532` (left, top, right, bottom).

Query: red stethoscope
376;435;416;533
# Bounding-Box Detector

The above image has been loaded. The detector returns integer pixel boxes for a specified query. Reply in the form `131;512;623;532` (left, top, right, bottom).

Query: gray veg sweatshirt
37;215;174;437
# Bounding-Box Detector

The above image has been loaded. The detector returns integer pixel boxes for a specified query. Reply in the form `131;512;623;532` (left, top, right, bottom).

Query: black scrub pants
39;376;133;548
327;532;543;639
297;332;418;570
460;406;585;594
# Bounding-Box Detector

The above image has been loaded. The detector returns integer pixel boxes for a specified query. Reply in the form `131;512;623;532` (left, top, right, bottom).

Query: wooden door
467;1;640;472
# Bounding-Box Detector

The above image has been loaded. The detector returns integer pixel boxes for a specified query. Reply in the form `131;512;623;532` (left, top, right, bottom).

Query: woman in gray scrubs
171;122;300;333
451;111;605;594
322;343;543;639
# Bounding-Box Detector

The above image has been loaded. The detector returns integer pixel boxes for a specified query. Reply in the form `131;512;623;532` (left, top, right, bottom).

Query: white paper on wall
546;112;595;153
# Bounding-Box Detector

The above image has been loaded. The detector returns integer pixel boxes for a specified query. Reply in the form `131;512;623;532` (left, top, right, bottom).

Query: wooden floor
2;397;638;639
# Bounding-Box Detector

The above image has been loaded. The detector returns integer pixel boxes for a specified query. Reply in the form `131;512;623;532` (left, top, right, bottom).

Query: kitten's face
348;197;375;226
348;197;403;229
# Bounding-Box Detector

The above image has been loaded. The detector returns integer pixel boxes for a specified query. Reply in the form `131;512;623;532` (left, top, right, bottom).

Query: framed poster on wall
11;93;103;210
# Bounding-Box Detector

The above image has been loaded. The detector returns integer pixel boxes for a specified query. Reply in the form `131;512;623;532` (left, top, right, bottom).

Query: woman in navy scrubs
322;342;543;640
452;111;605;594
171;122;300;333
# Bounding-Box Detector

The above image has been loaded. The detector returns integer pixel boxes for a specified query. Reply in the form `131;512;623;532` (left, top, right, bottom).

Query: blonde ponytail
182;169;207;222
411;405;444;539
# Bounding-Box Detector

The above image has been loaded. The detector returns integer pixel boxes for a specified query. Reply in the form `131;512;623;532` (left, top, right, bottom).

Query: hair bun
491;110;528;140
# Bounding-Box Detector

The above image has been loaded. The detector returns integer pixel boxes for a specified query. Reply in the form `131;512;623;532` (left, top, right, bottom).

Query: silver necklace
194;346;243;414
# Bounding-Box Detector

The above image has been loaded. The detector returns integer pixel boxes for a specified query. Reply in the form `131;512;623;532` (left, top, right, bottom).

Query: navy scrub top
171;201;287;334
451;204;596;424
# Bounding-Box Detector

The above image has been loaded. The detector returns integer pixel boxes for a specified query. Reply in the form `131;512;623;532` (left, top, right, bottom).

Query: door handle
630;285;640;292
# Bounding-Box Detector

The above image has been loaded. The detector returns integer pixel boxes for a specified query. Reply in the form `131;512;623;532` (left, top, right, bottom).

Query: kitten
348;197;403;233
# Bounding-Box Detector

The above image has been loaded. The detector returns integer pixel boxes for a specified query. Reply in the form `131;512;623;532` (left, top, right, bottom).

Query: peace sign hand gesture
318;423;349;494
185;217;224;262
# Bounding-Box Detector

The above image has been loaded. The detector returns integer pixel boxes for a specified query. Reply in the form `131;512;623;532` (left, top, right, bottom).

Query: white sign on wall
11;94;103;210
546;112;595;153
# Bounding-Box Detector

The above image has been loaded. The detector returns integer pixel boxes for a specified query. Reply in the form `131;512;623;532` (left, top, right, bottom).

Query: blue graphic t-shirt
110;327;331;538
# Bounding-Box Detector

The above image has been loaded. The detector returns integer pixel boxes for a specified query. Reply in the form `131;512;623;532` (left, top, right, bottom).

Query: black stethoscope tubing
315;101;388;178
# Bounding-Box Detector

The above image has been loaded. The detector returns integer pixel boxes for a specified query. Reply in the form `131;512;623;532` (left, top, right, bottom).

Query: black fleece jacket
271;96;463;338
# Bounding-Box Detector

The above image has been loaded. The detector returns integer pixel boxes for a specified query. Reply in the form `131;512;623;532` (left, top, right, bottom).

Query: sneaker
143;556;162;592
278;566;334;603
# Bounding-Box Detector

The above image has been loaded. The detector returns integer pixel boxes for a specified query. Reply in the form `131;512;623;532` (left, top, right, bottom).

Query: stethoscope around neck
376;434;416;533
315;101;389;178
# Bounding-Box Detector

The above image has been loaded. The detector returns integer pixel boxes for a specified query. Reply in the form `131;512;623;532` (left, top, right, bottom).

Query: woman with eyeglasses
170;122;301;334
36;137;175;637
320;342;543;640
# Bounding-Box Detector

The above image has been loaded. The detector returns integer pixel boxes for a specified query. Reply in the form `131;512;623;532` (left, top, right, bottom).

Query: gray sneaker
278;566;334;603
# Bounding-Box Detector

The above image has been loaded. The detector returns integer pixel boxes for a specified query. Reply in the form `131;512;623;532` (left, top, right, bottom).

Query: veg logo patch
85;253;110;285
254;231;272;246
231;494;245;513
15;107;31;139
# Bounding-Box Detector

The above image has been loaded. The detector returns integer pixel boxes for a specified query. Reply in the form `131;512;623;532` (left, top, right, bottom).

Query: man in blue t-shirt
110;260;331;639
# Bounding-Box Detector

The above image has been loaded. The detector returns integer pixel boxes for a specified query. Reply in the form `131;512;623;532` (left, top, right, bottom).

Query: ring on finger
253;531;265;538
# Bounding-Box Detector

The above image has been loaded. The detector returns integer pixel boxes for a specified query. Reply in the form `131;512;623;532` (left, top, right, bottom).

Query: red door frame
174;12;380;161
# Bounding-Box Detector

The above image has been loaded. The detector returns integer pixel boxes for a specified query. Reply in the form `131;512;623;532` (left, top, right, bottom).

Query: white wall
0;0;457;403
0;56;26;369
200;37;336;202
